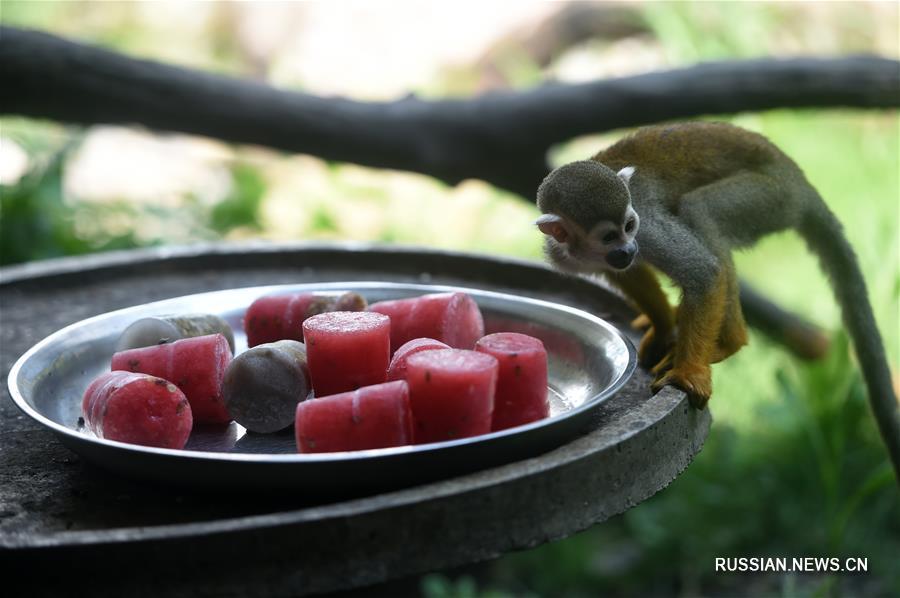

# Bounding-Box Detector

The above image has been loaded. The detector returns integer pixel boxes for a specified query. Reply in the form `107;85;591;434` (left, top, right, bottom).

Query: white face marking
575;203;640;270
586;204;639;247
590;222;619;244
537;202;640;274
622;206;640;242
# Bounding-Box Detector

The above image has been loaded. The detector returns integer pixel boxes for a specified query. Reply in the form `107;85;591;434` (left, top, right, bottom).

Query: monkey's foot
652;364;712;409
631;314;652;331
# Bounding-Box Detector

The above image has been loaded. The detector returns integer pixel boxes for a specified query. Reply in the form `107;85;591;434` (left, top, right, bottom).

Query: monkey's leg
712;258;748;363
653;270;728;407
608;263;676;369
639;209;742;406
652;171;789;404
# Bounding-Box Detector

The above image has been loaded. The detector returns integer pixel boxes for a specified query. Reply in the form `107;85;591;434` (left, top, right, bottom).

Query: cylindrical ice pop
405;349;498;444
475;332;549;431
222;340;310;433
111;333;232;424
244;291;367;347
368;292;484;353
302;311;390;396
82;370;193;449
386;337;451;382
295;380;413;453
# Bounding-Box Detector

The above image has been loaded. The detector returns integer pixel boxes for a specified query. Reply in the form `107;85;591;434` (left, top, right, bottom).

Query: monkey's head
535;160;639;273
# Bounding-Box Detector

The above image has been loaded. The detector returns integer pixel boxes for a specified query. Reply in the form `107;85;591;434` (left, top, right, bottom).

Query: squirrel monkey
535;122;900;478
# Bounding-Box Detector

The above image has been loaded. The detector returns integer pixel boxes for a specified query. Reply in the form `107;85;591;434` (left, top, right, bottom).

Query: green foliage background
1;2;898;596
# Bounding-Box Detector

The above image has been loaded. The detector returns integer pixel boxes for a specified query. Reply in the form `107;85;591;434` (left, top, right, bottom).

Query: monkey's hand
652;363;712;409
606;264;676;368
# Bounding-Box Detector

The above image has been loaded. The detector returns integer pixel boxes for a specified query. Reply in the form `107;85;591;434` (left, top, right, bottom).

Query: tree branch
2;26;898;200
3;26;874;360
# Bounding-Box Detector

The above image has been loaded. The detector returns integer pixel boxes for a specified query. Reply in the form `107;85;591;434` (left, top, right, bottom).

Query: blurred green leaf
210;163;265;233
310;207;339;233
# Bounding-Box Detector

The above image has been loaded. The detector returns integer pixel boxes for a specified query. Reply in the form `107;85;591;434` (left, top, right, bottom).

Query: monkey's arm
636;209;730;406
607;263;676;369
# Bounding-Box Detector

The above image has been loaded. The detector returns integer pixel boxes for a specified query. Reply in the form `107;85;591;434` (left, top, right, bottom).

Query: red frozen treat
244;291;367;347
302;311;390;396
82;370;192;449
386;337;451;382
405;349;498;444
112;333;232;424
475;332;549;430
368;292;484;353
295;381;413;453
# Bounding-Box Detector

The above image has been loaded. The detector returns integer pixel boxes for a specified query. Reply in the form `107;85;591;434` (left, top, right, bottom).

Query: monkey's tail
798;196;900;482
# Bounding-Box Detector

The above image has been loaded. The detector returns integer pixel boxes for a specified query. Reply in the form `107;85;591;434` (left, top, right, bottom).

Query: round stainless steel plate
8;282;635;493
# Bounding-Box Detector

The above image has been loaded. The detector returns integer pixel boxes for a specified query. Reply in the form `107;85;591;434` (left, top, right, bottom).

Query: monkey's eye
602;231;618;245
625;218;636;233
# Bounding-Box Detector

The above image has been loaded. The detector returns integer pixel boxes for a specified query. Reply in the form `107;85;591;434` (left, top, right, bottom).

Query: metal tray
8;281;635;493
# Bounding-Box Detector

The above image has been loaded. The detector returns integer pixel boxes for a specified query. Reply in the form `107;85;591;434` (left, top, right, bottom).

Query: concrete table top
0;243;709;597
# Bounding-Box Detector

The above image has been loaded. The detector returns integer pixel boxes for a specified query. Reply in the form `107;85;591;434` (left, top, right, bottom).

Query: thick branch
2;27;898;200
0;27;858;359
740;282;830;360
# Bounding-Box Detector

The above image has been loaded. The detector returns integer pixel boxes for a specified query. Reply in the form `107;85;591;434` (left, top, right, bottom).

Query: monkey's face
536;207;639;273
535;161;640;273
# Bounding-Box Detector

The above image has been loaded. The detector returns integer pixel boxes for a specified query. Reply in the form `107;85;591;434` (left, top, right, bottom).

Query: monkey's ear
535;214;570;244
617;166;636;186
